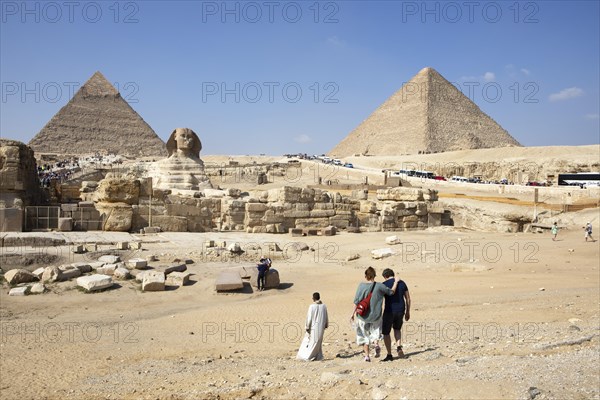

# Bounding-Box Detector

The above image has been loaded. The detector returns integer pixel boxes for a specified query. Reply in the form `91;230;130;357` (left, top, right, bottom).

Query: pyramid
329;67;521;157
29;71;166;157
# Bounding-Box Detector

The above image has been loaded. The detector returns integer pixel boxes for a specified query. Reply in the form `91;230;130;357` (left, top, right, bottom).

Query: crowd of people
36;153;125;187
37;158;79;187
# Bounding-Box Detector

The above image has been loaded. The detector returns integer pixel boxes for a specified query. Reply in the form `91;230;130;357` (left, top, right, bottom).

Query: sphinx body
150;128;212;191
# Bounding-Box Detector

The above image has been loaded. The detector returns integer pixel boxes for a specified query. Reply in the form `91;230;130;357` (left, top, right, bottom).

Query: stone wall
0;139;45;207
123;185;442;233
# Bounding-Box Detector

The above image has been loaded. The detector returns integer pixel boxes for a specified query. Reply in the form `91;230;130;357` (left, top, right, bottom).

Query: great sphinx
150;128;213;191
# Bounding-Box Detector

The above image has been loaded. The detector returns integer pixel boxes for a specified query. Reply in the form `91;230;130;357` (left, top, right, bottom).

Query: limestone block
113;267;131;280
89;261;105;270
99;255;120;263
203;189;226;198
97;264;118;275
30;282;46;294
249;268;280;289
32;267;45;279
41;266;63;283
371;248;395;259
360;201;377;213
246;203;267;212
127;258;148;270
77;275;113;291
4;269;37;285
164;263;187;274
215;270;244;291
96;202;133;232
61;268;82;280
71;263;92;273
93;178;140;205
310;209;335;218
303;228;319;236
282;210;310;218
116;242;129;250
328;215;351;229
352;189;368;200
9;286;30;296
142;271;166;291
321;226;337;236
151;215;188;232
58;218;73;231
295;218;330;228
385;235;401;245
166;271;191;287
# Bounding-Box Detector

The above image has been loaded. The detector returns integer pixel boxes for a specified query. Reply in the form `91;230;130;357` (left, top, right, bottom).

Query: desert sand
1;223;598;400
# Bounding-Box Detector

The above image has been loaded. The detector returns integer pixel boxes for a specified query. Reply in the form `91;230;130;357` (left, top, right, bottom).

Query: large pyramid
29;71;166;157
330;67;521;157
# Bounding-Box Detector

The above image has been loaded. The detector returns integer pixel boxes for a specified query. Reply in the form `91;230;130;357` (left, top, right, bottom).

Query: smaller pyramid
29;72;166;157
330;67;521;157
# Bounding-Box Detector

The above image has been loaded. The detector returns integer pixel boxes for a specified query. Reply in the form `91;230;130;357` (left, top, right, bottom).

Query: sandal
397;345;405;358
374;345;381;358
364;356;371;362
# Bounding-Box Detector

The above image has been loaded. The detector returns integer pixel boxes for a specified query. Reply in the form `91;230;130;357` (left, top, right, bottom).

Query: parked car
344;163;354;168
433;176;446;181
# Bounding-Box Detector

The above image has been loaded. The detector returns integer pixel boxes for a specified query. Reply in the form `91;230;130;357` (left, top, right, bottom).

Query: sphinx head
166;128;202;158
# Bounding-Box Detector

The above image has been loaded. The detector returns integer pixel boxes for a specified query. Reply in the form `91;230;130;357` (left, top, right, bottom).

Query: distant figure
256;257;271;291
551;222;559;241
584;222;595;242
297;292;329;361
351;267;398;362
381;268;411;361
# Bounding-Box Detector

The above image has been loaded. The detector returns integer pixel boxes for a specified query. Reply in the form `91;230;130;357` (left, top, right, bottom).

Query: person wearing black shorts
380;268;411;361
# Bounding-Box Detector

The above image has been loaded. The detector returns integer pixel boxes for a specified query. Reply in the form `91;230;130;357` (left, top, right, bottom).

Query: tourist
584;222;595;242
551;222;559;241
380;268;411;361
351;267;398;362
296;292;329;361
256;257;271;291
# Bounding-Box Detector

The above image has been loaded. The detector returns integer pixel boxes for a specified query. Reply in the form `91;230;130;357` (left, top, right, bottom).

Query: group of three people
297;266;411;362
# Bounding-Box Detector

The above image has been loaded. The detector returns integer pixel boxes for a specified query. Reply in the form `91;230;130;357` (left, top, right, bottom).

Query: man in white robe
297;292;329;361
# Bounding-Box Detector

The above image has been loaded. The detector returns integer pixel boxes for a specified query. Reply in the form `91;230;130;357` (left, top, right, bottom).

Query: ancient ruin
29;71;166;157
0;139;45;231
149;128;213;192
330;67;522;157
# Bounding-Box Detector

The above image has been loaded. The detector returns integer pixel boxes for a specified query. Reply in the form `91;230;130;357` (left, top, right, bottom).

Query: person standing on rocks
380;268;411;361
297;292;329;361
351;267;398;362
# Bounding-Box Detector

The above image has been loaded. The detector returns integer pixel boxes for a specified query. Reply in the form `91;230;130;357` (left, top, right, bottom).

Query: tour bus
395;169;435;179
558;172;600;187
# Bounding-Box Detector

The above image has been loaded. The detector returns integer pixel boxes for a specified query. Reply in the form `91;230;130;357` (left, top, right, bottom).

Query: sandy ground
1;226;599;400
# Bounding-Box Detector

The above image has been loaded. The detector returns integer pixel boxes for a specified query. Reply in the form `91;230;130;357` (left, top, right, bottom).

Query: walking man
381;268;411;361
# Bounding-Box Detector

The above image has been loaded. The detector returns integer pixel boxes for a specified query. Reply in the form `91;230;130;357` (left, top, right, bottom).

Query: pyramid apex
417;66;439;76
80;71;119;97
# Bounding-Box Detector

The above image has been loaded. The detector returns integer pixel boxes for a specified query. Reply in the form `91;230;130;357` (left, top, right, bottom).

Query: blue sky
1;0;599;155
